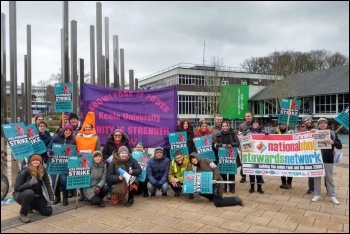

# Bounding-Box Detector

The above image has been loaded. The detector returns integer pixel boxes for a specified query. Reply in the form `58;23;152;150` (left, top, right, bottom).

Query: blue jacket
147;154;170;186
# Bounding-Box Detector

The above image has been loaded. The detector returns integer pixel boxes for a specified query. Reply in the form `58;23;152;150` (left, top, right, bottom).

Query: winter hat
302;115;312;122
189;152;199;160
118;146;129;154
317;118;328;124
29;154;43;164
69;112;79;121
62;124;74;132
154;147;163;154
251;118;260;125
92;150;102;157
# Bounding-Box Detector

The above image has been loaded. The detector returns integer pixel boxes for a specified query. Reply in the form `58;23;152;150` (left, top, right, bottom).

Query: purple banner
82;84;177;148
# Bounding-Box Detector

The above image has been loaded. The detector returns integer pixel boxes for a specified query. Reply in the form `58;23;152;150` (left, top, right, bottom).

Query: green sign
220;84;249;119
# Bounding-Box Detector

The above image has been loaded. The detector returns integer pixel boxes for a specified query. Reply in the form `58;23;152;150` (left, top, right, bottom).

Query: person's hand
325;139;334;144
128;167;133;175
47;151;54;158
119;175;124;180
212;179;217;184
94;186;101;195
46;200;54;207
222;144;227;148
226;144;232;148
153;181;159;188
29;177;38;186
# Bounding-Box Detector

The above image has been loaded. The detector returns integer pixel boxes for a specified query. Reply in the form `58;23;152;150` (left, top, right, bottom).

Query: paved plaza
1;146;349;233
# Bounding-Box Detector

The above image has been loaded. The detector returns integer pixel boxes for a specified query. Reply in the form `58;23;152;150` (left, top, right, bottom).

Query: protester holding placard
83;150;108;207
244;118;268;194
34;115;45;128
102;129;132;165
55;114;69;134
275;123;293;189
212;121;240;193
106;146;141;207
310;118;342;205
194;121;211;137
147;147;170;197
168;150;194;199
47;124;76;206
133;142;150;197
238;111;253;183
188;152;243;207
13;154;54;223
177;119;196;154
68;113;81;138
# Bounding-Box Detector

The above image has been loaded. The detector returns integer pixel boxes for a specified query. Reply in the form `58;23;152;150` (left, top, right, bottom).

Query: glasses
175;157;183;160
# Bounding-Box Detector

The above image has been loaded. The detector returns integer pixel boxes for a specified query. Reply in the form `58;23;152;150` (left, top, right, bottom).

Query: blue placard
218;147;238;174
1;122;34;160
335;106;349;131
26;124;46;154
169;131;189;160
132;151;151;182
66;154;92;189
47;144;76;175
194;136;216;161
54;82;73;112
183;171;213;194
278;99;301;125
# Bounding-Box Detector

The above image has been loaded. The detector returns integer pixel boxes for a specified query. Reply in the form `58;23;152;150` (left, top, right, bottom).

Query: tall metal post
90;25;95;84
23;55;28;124
9;1;17;123
113;35;119;88
63;1;69;83
20;82;25;122
96;2;103;86
79;58;84;115
105;17;109;87
26;25;32;122
129;70;134;90
120;48;125;89
135;78;139;90
1;13;8;150
71;20;77;113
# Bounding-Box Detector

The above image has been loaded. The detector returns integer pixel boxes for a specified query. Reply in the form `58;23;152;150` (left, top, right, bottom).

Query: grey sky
1;1;349;85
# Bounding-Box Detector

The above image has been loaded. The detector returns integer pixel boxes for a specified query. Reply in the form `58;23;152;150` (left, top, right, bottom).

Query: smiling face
135;143;144;152
93;153;103;164
119;150;129;160
84;124;92;131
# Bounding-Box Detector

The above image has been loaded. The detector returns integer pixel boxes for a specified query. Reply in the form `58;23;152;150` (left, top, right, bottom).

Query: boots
79;188;85;201
62;187;68;206
249;184;255;193
257;184;264;194
53;186;61;205
229;184;236;193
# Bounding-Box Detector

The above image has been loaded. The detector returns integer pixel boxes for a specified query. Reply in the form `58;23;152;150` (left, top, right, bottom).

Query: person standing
311;118;342;205
13;154;54;223
238;111;253;183
188;152;244;207
177;119;196;154
37;121;52;166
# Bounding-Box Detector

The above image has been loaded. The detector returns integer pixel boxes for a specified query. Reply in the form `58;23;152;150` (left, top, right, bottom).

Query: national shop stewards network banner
82;84;177;148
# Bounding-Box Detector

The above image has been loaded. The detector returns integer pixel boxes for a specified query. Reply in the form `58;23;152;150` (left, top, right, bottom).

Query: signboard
183;171;213;194
278;99;301;125
132;151;151;182
169;131;189;160
54;82;73;112
66;154;92;189
194;136;215;161
218;147;238;174
335;106;349;131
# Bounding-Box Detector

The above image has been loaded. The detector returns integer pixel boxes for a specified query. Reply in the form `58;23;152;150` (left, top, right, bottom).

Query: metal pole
113;35;119;88
135;78;139;90
20;82;24;122
71;20;77;113
120;48;125;89
9;1;17;123
96;2;103;86
105;17;109;87
1;13;7;150
79;58;84;114
26;25;32;123
129;70;134;90
63;1;69;83
90;25;95;84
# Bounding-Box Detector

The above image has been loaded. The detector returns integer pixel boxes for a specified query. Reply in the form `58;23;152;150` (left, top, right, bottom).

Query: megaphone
118;167;136;185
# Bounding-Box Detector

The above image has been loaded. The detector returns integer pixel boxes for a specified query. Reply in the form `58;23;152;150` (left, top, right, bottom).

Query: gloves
94;186;101;195
29;177;38;186
46;200;54;207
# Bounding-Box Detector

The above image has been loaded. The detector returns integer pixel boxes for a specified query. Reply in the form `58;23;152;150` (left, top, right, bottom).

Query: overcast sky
1;1;349;85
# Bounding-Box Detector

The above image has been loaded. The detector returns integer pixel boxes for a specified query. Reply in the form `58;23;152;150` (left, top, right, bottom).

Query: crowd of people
12;111;342;223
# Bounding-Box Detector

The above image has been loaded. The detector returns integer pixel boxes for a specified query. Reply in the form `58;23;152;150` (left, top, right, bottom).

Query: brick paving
1;146;348;233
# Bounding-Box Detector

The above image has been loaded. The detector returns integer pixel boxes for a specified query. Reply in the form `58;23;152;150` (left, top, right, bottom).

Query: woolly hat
62;124;74;132
154;146;163;154
189;152;199;160
302;115;312;122
317;118;328;124
29;154;43;164
251;118;260;125
69;112;79;121
118;146;129;154
92;150;102;157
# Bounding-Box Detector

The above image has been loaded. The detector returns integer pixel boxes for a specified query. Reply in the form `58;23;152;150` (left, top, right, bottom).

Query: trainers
235;196;244;206
330;197;340;205
19;214;30;223
240;178;246;183
311;195;321;202
162;192;167;197
306;188;314;194
150;192;156;197
106;193;112;200
143;193;149;197
188;194;194;199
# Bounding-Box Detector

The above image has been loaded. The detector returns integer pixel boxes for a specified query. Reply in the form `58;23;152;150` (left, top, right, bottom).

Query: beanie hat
62;124;74;132
69;112;79;121
118;146;129;154
29;154;43;164
189;152;199;160
317;118;328;124
302;115;312;122
252;118;260;125
92;150;102;157
154;147;163;154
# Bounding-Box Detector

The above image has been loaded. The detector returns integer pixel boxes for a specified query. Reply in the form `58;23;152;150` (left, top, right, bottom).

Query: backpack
330;131;343;164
